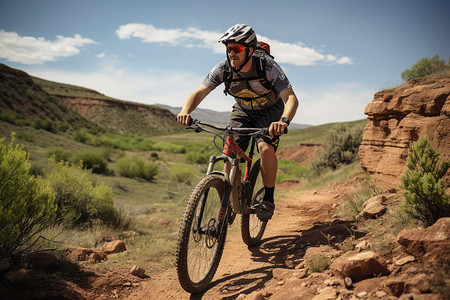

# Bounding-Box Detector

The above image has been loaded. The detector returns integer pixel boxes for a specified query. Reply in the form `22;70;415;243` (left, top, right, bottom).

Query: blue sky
0;0;449;125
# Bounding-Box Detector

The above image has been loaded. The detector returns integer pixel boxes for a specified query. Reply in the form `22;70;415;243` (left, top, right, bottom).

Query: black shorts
228;99;284;152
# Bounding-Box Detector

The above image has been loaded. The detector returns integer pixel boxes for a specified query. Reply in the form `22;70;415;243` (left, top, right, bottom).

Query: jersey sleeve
265;57;292;94
201;60;227;90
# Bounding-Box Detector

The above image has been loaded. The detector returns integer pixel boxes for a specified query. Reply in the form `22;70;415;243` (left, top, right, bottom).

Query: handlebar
186;118;287;137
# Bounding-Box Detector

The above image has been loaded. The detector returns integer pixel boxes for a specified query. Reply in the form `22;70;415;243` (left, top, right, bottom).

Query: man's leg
257;142;277;220
259;142;277;188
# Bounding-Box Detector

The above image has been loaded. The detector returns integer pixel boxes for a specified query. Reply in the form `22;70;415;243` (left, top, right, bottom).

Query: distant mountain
157;104;231;127
157;104;311;129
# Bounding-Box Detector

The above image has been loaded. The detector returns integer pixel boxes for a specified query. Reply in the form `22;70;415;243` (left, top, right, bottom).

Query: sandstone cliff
359;77;450;191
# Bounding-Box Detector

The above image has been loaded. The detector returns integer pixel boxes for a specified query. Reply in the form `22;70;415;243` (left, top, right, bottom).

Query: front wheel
176;174;228;293
241;159;268;247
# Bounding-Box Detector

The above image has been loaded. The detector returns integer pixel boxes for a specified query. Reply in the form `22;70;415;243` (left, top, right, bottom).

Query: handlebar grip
263;127;288;136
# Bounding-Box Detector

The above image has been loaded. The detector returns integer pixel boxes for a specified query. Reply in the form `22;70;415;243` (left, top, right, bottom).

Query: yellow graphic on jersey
234;89;269;107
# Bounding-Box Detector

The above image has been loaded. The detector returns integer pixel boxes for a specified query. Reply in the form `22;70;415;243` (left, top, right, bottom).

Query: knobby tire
241;159;268;247
176;174;228;293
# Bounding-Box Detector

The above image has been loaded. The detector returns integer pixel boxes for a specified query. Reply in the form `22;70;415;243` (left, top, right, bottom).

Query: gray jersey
202;53;292;110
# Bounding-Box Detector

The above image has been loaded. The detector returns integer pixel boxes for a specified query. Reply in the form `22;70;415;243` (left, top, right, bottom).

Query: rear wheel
241;159;268;247
176;174;228;293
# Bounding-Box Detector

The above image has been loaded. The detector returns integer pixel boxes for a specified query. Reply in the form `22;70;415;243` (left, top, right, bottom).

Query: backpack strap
222;53;276;101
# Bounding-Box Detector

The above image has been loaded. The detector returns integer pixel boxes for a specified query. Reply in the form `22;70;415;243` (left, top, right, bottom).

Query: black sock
264;186;275;203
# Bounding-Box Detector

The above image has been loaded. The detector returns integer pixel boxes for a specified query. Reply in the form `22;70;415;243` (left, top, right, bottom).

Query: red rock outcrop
359;77;450;191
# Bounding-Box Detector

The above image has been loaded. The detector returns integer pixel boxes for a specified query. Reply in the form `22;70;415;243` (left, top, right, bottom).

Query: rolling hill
0;63;184;136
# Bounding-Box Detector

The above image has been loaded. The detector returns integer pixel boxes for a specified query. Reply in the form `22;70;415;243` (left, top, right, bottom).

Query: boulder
31;253;57;269
357;195;386;220
359;77;450;191
396;217;450;260
0;257;12;273
65;246;107;263
4;269;32;285
329;250;389;281
130;265;146;278
101;240;127;254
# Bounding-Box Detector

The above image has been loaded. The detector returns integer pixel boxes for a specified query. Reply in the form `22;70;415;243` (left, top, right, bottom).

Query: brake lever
187;124;203;133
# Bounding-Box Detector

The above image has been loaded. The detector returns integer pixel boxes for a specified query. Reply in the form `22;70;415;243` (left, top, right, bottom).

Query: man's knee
258;142;275;156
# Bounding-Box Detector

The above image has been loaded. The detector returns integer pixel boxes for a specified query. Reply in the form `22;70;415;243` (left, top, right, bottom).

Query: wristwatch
281;117;290;125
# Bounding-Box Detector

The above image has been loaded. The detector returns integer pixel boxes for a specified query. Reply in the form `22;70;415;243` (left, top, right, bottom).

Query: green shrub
152;141;186;153
0;111;20;124
73;129;91;144
116;156;158;181
185;152;209;164
311;124;364;175
170;165;196;184
72;151;109;174
0;135;56;258
277;160;309;183
33;119;57;133
44;158;115;227
400;137;449;226
401;55;450;82
48;148;73;162
16;131;35;142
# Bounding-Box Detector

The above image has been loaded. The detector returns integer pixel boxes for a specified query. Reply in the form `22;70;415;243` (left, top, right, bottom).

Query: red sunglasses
226;45;245;53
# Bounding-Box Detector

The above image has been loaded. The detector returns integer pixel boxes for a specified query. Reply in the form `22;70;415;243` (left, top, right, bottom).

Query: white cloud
0;30;97;64
295;83;374;125
25;63;372;126
336;57;353;65
23;62;235;112
116;24;222;53
96;52;105;58
116;24;352;66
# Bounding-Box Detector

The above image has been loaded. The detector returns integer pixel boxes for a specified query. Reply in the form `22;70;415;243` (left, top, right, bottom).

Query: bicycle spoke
185;181;222;283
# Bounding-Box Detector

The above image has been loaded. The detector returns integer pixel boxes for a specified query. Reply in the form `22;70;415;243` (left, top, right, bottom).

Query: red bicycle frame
222;136;254;180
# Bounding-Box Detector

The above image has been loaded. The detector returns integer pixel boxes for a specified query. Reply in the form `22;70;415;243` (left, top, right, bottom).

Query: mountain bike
176;119;281;293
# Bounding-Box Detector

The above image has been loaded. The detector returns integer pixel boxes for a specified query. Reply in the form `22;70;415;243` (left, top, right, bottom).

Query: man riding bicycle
177;24;299;221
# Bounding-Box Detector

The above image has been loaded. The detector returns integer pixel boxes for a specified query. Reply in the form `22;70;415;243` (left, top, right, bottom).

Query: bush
48;148;72;162
170;165;196;184
44;158;115;227
311;124;364;175
400;137;449;226
72;151;109;174
185;152;209;164
73;129;91;144
152;141;186;153
0;111;20;124
116;156;158;181
33;119;58;133
401;55;450;82
0;135;56;258
276;160;309;183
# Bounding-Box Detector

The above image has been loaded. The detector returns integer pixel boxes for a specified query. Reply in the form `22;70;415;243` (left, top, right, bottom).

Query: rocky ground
1;174;448;300
1;76;448;299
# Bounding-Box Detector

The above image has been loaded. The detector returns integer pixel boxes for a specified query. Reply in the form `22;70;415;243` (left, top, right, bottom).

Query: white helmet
218;24;257;48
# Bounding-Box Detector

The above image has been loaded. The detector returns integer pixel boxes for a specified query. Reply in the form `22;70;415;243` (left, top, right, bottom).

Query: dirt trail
128;187;341;300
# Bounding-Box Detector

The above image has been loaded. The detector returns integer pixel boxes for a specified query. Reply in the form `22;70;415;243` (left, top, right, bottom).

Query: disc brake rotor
205;218;217;249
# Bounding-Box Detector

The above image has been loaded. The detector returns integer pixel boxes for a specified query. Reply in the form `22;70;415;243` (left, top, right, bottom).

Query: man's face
226;42;248;69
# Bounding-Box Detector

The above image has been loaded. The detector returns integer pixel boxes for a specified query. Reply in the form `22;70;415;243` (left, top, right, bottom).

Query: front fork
193;154;237;240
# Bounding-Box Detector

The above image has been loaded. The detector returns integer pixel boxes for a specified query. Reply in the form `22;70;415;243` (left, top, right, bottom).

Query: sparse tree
401;55;450;82
0;134;56;258
401;137;449;226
